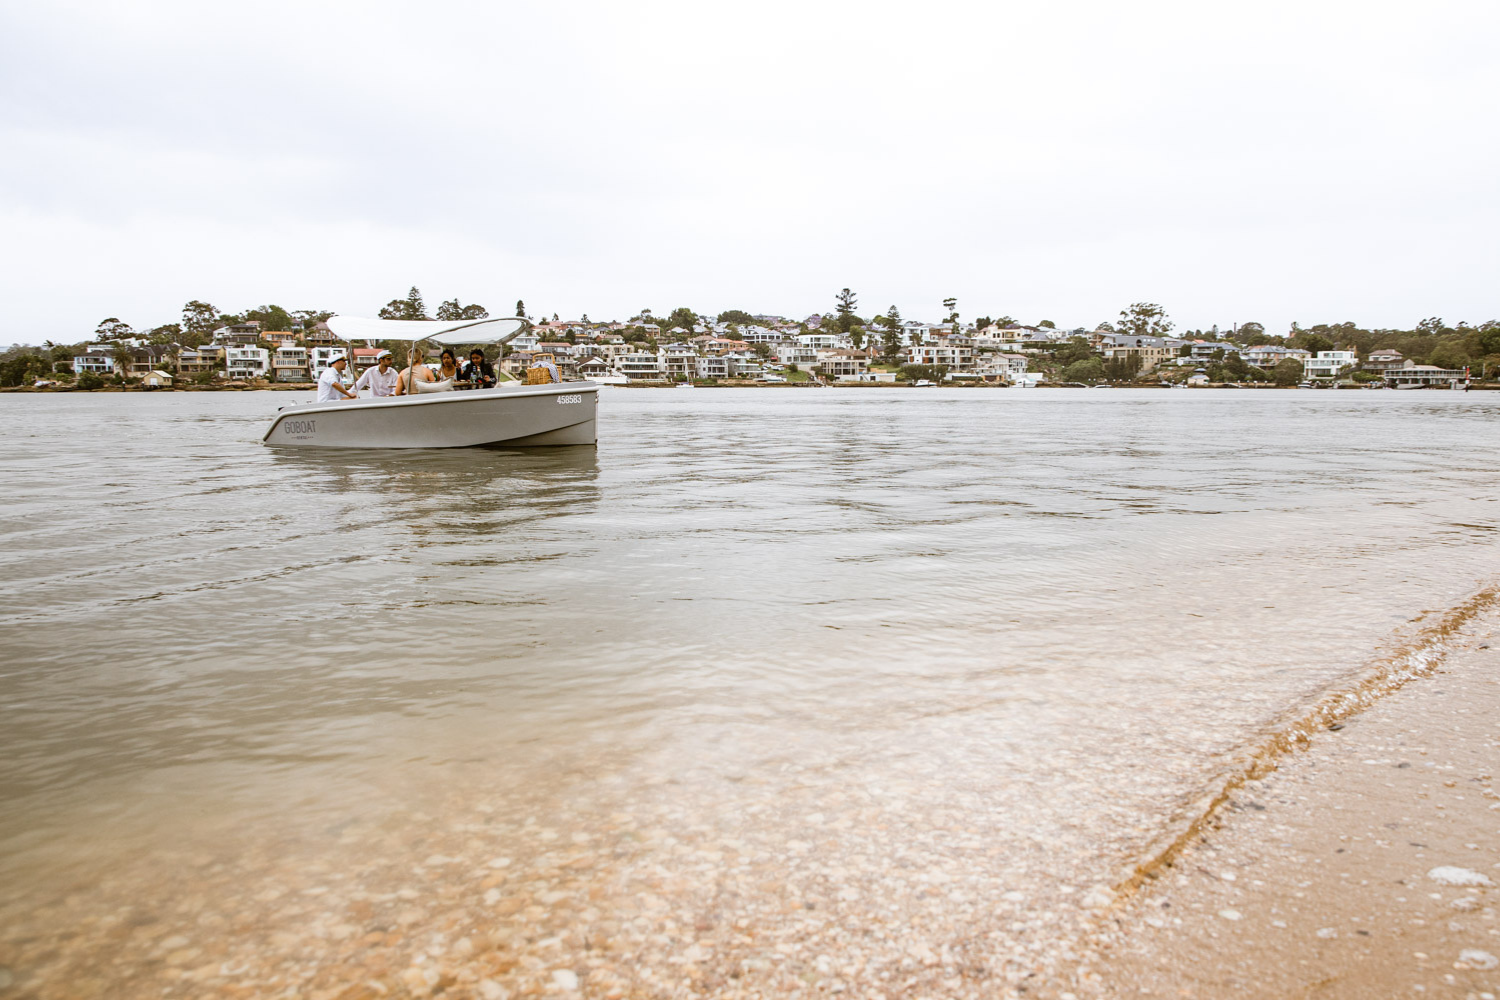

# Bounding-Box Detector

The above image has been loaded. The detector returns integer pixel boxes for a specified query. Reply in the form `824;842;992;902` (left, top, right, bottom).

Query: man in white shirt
317;355;356;402
354;350;399;397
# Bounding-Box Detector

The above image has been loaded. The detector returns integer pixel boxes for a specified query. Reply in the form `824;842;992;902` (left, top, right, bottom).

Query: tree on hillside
515;300;527;318
293;308;335;327
836;287;857;317
379;287;429;321
850;329;865;350
1063;357;1105;382
94;317;134;342
943;297;958;328
1038;319;1056;329
436;299;489;321
0;353;50;386
1293;332;1333;355
246;304;293;332
147;323;181;344
1272;358;1304;386
665;307;698;332
1475;321;1500;357
1055;337;1094;365
1238;321;1265;340
1429;343;1470;371
832;288;860;333
881;306;903;362
1418;317;1446;335
718;309;757;325
1103;355;1143;381
109;342;137;378
899;364;949;383
1117;302;1172;338
182;301;219;336
1223;352;1253;380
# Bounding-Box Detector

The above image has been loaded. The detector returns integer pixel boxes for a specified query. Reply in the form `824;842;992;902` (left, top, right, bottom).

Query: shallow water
2;387;1498;997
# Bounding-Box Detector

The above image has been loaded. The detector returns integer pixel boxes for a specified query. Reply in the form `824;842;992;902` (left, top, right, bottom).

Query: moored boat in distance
262;315;598;449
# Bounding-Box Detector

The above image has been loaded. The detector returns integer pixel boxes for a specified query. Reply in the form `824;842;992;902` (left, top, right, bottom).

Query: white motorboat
262;316;598;449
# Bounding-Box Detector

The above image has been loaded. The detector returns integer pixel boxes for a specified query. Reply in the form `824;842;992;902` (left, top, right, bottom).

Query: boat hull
262;382;598;449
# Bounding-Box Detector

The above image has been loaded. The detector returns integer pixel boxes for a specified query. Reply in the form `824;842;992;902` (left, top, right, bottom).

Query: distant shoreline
1;382;1491;394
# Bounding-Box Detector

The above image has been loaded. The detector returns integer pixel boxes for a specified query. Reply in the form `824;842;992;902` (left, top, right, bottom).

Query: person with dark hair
461;348;496;389
436;349;461;383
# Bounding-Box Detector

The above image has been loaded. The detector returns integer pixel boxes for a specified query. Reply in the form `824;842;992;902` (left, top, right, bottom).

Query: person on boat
395;349;438;395
354;350;400;397
317;355;357;402
436;348;463;384
461;348;496;389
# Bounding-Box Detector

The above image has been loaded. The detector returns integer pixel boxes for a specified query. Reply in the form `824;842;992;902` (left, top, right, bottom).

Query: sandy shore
1077;621;1500;999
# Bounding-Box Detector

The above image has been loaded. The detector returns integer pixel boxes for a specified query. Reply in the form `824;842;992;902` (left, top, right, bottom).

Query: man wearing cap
354;350;400;397
317;355;357;402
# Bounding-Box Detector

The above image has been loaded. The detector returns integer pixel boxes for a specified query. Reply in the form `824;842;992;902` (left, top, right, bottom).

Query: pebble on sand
552;969;580;991
1459;949;1499;971
1217;909;1243;921
1426;866;1494;887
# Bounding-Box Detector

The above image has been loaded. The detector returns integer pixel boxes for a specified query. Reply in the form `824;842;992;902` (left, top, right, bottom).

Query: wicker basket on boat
525;353;558;385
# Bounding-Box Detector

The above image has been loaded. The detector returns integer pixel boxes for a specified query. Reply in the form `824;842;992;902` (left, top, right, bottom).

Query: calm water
2;387;1499;997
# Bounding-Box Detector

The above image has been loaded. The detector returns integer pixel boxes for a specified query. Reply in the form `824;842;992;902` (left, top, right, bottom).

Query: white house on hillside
226;346;270;381
1302;350;1357;379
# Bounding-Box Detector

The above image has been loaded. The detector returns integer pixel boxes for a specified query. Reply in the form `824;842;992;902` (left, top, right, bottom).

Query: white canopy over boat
326;315;531;346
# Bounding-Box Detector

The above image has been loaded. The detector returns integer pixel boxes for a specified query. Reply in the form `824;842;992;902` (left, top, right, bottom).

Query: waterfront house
272;345;310;382
178;346;225;377
304;322;340;347
696;355;732;379
1242;345;1311;369
72;345;114;375
1363;350;1406;374
617;352;665;380
724;352;764;378
817;350;871;380
662;344;698;380
213;322;262;346
908;343;974;371
141;370;173;387
1096;334;1174;373
995;353;1030;376
226;346;271;381
309;346;345;377
737;326;781;344
798;332;846;351
777;343;820;366
1384;362;1469;388
120;345;175;377
1302;350;1358;379
577;357;617;379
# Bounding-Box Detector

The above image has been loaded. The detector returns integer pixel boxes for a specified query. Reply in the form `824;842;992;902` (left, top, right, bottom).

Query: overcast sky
2;0;1496;342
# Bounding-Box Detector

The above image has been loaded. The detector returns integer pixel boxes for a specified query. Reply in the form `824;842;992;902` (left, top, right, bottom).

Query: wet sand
1081;621;1500;999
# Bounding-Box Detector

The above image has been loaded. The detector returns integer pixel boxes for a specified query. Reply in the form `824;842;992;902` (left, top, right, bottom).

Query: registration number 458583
556;394;582;405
